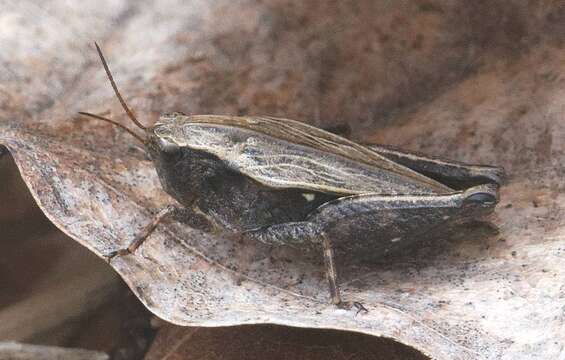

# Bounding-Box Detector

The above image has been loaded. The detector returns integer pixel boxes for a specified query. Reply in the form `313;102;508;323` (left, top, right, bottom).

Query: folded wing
156;115;453;196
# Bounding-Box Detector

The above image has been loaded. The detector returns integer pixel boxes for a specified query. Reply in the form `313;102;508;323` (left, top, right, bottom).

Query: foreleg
106;205;187;261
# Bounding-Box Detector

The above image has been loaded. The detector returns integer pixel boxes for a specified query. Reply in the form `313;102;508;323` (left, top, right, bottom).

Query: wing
154;114;453;196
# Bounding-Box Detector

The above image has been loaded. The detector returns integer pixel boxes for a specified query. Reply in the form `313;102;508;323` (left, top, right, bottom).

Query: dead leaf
0;156;155;358
0;342;108;360
1;1;564;359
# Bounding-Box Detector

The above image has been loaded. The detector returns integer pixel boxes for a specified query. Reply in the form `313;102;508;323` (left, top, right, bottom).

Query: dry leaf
0;342;108;360
0;156;154;358
1;1;564;359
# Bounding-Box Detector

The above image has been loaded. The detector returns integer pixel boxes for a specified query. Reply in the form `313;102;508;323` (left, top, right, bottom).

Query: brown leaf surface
144;324;427;360
0;342;108;360
1;1;564;359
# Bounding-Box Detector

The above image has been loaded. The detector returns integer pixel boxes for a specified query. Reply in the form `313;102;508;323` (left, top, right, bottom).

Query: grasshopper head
146;115;183;161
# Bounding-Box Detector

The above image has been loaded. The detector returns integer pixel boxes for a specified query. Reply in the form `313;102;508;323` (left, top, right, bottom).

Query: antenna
94;42;147;131
78;112;147;145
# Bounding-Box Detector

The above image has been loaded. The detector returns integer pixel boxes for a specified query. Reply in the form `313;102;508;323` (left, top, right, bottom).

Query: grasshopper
80;43;502;307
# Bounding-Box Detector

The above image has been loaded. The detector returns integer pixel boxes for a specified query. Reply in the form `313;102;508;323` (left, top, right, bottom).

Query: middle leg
244;221;342;305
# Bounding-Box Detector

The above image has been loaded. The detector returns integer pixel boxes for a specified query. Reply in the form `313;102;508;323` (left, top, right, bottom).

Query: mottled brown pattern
1;1;564;359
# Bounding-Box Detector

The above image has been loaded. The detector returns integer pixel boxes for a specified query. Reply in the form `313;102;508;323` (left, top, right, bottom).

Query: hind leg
365;144;503;189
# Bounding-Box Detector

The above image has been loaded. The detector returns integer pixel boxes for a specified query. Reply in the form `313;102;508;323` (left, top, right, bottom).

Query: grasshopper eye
152;136;182;163
157;137;179;154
